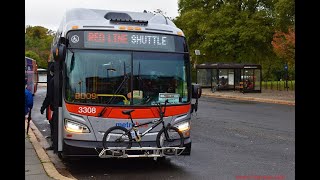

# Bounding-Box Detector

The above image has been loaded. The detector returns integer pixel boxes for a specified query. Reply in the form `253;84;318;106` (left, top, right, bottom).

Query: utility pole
194;50;200;69
284;62;288;91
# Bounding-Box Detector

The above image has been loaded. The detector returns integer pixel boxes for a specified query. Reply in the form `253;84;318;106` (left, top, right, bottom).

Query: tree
25;50;47;68
175;0;275;64
274;0;295;32
175;0;295;80
25;25;55;68
271;27;295;67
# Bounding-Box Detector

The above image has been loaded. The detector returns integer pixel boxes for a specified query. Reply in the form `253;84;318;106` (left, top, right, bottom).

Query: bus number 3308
78;106;97;114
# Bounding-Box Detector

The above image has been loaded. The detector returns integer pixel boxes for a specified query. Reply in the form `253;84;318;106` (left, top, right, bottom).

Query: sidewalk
25;131;54;180
25;120;75;180
201;88;295;106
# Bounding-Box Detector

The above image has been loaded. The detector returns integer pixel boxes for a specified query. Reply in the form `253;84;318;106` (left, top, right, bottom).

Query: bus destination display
84;31;175;52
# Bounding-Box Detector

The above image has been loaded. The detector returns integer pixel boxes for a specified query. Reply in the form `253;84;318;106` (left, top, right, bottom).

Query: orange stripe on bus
65;103;191;119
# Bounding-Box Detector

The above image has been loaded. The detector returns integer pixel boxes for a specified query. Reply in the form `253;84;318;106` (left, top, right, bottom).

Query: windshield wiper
137;62;143;97
69;50;75;72
97;72;130;117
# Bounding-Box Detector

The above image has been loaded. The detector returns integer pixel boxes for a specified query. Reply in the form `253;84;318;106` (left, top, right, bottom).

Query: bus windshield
65;49;190;106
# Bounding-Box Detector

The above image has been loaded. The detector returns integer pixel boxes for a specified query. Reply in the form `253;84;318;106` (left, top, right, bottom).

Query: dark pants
49;111;58;153
49;118;54;141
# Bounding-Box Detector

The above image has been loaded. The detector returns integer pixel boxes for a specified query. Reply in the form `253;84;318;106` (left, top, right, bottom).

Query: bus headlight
175;121;190;132
65;119;90;133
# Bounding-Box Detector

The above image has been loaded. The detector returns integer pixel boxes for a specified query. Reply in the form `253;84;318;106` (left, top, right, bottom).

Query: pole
194;49;200;69
285;62;288;91
194;55;197;69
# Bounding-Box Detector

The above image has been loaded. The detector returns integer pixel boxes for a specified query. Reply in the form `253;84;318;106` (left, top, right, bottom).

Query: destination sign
67;30;179;52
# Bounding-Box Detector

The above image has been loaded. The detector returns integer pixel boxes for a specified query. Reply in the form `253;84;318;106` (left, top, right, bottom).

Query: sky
25;0;179;31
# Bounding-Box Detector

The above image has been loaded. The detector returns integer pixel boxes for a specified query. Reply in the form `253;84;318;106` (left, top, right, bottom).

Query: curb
202;93;295;106
25;120;76;180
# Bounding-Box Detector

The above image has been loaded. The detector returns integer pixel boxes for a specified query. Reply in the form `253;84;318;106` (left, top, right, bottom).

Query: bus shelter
196;63;262;93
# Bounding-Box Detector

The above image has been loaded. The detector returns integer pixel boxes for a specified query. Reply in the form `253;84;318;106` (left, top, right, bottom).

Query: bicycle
101;99;184;157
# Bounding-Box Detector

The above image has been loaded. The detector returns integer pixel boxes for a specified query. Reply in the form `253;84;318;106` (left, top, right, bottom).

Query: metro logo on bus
116;121;148;128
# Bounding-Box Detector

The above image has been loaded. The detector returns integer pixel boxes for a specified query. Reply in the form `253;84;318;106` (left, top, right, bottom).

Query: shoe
45;146;54;150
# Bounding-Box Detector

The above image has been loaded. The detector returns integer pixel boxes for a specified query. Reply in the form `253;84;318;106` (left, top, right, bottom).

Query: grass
261;80;295;91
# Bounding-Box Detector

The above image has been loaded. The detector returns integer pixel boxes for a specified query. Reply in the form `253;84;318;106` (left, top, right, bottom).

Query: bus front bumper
61;137;191;157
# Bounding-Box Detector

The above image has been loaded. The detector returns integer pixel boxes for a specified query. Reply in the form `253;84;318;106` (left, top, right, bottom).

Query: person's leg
46;114;55;150
46;122;54;150
52;111;58;153
49;119;54;141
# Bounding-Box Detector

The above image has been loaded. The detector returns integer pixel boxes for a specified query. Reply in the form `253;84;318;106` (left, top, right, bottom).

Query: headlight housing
175;121;190;132
64;119;90;133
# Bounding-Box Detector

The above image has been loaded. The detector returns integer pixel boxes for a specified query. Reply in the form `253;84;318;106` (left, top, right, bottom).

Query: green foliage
176;0;295;80
25;50;40;61
25;50;47;68
274;0;295;32
25;25;55;68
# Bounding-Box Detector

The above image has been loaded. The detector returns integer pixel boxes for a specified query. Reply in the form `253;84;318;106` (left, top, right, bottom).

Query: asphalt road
32;86;295;180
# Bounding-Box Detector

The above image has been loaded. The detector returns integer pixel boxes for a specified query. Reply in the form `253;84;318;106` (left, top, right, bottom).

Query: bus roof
25;56;36;61
57;8;184;37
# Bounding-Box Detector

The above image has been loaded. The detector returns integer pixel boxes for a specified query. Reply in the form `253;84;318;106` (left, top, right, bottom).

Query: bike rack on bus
98;146;185;158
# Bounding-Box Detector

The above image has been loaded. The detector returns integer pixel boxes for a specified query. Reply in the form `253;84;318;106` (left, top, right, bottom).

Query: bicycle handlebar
164;99;168;114
157;99;169;118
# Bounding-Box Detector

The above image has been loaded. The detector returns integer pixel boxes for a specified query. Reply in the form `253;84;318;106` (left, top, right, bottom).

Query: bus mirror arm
52;43;66;62
59;37;67;45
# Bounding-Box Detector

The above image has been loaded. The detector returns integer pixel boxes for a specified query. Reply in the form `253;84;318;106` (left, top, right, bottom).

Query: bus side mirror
52;44;66;62
191;103;197;113
192;83;202;99
191;83;201;113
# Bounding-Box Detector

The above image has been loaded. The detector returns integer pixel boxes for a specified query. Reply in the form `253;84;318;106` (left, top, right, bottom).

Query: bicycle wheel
102;126;132;150
156;126;184;155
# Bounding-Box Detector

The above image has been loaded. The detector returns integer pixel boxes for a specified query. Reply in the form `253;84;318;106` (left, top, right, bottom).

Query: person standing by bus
40;64;55;150
25;79;33;117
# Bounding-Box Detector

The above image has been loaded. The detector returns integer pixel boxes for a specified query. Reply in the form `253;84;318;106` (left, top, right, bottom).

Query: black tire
57;152;64;160
102;126;132;150
153;156;167;163
57;152;75;162
156;126;184;155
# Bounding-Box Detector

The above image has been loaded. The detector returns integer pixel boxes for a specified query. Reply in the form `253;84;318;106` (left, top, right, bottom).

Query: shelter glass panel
243;69;254;90
234;69;241;90
211;69;218;89
218;69;228;89
254;69;261;90
197;69;211;87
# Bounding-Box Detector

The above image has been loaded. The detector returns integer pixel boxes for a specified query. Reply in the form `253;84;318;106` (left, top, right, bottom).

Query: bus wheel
153;156;167;164
58;152;64;159
58;152;69;162
58;152;63;159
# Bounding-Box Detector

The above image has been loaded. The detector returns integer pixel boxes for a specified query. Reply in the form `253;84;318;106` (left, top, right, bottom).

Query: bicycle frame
126;101;170;142
127;112;168;140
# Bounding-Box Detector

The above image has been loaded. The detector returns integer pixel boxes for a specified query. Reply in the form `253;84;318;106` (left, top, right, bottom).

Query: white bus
48;8;201;160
